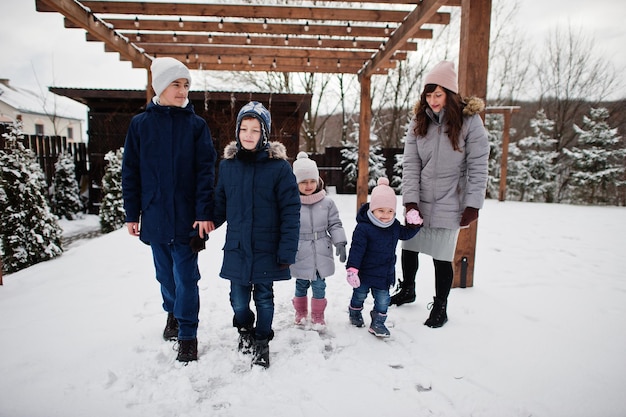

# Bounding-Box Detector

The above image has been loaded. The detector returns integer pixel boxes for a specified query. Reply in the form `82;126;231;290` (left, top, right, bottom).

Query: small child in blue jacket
346;178;422;337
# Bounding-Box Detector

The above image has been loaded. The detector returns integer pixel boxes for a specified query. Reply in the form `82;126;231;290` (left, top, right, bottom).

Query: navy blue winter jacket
346;203;419;290
214;141;300;284
122;99;217;245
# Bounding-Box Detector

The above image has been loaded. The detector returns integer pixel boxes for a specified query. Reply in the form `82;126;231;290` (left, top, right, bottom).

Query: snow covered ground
1;195;625;417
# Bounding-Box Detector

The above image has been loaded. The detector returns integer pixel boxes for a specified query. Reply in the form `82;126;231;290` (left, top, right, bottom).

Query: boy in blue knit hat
213;101;301;368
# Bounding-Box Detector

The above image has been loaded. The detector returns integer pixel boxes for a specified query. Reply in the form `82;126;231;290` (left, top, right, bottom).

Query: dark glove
189;227;208;253
335;243;347;263
460;207;479;227
279;263;290;270
405;203;421;229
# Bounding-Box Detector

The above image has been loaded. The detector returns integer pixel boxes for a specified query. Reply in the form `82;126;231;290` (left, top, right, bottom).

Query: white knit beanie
293;151;319;183
151;57;191;97
424;60;458;94
370;177;397;211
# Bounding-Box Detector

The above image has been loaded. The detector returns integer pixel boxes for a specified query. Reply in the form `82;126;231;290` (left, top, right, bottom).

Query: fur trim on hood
223;140;288;160
413;96;485;118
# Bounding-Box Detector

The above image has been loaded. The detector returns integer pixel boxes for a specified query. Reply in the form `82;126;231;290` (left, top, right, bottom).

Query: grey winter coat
290;190;347;280
402;97;489;229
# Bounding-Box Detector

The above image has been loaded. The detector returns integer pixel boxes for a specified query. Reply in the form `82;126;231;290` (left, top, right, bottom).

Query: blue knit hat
236;101;271;150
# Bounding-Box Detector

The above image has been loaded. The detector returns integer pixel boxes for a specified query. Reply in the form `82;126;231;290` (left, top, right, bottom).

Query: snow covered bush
340;126;386;193
99;148;126;233
0;120;63;274
51;151;83;220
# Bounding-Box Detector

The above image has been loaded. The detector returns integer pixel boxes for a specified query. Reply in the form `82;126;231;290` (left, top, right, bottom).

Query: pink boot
292;296;308;325
310;298;328;326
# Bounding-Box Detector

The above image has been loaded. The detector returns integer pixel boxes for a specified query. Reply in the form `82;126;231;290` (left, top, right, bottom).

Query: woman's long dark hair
412;84;464;151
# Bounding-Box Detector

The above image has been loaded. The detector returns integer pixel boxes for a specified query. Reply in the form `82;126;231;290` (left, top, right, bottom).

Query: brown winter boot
310;298;328;326
292;296;308;325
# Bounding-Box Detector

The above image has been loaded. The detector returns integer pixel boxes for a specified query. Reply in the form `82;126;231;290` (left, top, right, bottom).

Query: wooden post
356;75;372;211
453;0;492;288
0;257;3;285
484;106;520;202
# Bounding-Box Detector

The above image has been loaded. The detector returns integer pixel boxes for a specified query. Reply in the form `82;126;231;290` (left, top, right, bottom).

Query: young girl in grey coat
290;152;347;328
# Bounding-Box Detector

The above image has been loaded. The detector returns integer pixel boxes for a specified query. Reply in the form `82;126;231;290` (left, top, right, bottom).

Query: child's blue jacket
122;99;216;245
346;203;419;290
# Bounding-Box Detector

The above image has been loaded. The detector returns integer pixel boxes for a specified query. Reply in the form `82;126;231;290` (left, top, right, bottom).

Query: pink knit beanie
370;178;397;211
424;60;458;94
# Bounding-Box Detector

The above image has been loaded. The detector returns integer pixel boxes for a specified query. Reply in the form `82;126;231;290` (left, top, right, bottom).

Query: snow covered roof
0;79;85;121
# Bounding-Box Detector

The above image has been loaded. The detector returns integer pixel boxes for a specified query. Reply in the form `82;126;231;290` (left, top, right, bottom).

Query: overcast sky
1;0;625;106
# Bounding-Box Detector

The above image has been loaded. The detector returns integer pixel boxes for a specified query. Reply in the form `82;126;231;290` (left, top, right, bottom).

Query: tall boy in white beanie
122;57;217;363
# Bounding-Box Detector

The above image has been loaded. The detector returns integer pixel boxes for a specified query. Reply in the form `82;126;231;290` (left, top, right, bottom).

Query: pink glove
405;209;423;226
346;267;360;288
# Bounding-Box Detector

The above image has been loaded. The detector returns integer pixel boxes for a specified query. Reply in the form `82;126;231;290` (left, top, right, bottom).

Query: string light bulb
135;32;141;42
217;55;222;64
218;18;224;29
346;22;351;33
307;57;311;66
317;35;322;46
384;24;390;35
284;35;289;45
272;58;277;68
352;37;357;47
179;17;184;28
208;34;213;43
246;34;251;44
263;18;268;29
173;32;178;42
337;59;341;68
134;16;139;28
304;21;309;32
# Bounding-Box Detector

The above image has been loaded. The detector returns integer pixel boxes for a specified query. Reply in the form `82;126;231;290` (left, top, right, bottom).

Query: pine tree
0;120;63;274
340;125;387;192
485;114;504;199
99;148;126;233
51;151;83;220
507;110;559;202
391;153;403;193
564;107;625;205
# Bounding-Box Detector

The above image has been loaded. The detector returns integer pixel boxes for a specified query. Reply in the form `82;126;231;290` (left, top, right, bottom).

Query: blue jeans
295;275;326;299
350;286;391;314
151;242;200;340
230;282;275;340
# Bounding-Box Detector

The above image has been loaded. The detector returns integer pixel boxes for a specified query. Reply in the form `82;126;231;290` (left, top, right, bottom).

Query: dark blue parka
122;99;216;245
346;203;419;290
214;141;300;285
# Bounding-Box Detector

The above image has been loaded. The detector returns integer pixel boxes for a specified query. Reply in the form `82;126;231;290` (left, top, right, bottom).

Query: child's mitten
346;267;360;288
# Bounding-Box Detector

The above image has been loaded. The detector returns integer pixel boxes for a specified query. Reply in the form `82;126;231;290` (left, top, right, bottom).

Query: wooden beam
75;17;436;39
360;0;450;78
357;75;372;210
453;0;492;289
87;32;418;52
36;0;152;69
81;1;412;23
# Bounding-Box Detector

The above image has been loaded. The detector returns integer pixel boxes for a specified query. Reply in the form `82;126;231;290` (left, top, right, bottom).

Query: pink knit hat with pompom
370;178;397;211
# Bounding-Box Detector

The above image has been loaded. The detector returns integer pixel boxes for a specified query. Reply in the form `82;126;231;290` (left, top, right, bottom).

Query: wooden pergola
34;0;493;287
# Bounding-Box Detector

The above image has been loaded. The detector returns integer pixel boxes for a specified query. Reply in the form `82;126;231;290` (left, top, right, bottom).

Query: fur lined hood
222;140;289;160
412;96;485;118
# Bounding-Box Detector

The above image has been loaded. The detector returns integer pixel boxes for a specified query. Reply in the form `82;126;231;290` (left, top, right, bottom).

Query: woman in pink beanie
392;60;489;328
345;178;422;337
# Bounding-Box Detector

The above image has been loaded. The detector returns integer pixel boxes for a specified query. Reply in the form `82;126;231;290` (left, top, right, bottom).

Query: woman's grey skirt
401;227;460;262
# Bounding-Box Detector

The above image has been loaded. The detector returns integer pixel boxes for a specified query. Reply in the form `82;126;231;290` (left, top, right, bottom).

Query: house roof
0;79;85;122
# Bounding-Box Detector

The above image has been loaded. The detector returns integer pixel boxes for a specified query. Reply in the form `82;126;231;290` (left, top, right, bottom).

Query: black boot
390;250;418;306
424;297;448;328
252;339;270;368
237;327;255;355
176;338;198;362
390;281;416;306
163;312;178;341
